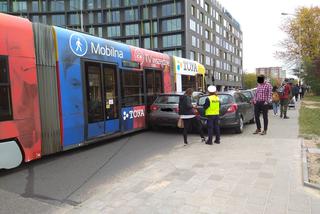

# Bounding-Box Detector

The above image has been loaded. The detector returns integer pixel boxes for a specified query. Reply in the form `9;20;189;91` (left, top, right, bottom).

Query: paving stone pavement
63;103;320;214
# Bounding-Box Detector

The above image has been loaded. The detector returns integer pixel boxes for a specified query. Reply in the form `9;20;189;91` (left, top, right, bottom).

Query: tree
278;6;320;94
243;73;257;89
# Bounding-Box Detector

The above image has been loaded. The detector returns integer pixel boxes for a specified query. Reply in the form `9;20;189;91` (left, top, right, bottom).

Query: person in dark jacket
179;88;206;145
292;84;300;102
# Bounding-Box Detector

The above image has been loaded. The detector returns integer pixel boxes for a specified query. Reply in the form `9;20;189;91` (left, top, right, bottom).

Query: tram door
84;62;119;139
145;69;163;109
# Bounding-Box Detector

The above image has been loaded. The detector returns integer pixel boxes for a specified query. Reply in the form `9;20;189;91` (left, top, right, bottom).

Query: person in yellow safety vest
203;85;220;145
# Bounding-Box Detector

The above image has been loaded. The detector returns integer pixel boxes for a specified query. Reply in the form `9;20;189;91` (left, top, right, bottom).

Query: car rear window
198;94;233;105
242;91;252;100
154;95;180;104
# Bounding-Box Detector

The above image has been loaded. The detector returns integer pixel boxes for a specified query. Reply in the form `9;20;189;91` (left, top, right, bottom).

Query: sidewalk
65;103;320;214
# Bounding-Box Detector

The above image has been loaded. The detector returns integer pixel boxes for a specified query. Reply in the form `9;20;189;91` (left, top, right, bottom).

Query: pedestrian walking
253;75;272;135
299;84;305;99
293;84;300;102
179;88;206;145
279;79;291;119
272;86;280;115
203;85;220;144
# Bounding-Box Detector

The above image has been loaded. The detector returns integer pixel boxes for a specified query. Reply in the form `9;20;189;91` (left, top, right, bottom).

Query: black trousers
254;101;269;131
182;117;204;144
207;115;220;143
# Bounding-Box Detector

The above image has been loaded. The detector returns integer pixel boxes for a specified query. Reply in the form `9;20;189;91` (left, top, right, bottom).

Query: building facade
256;67;286;83
0;0;243;91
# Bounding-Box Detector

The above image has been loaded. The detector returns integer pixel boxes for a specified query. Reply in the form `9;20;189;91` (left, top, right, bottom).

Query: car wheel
249;117;255;124
235;116;244;134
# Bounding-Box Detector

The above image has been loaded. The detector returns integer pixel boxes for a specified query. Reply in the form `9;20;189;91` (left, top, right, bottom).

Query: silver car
148;92;203;129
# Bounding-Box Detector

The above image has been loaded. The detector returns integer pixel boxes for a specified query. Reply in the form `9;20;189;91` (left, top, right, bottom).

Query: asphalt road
0;128;185;207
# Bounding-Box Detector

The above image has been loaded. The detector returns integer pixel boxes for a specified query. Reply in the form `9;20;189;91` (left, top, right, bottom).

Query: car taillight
226;103;238;113
173;107;179;113
150;105;159;112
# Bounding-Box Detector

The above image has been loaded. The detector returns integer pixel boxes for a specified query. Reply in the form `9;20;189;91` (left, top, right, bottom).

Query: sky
217;0;319;75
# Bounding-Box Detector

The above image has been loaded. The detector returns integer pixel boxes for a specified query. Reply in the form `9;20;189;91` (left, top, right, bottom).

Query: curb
301;139;320;190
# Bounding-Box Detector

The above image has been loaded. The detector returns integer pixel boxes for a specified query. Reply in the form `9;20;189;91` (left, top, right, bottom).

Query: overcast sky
217;0;319;74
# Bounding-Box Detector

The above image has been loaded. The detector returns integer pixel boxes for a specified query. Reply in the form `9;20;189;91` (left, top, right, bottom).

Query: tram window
181;75;196;91
146;70;163;106
121;70;144;107
0;56;13;121
197;74;204;91
103;65;118;120
86;63;104;123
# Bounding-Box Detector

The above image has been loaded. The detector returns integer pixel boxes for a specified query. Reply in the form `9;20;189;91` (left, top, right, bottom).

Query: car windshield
154;95;180;104
198;94;233;105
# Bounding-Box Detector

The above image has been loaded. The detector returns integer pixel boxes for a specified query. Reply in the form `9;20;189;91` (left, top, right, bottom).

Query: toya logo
122;109;145;121
69;33;88;57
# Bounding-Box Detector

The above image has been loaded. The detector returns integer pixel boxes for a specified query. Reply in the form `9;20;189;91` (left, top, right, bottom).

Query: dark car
149;91;203;129
241;88;273;109
196;91;255;133
241;88;256;103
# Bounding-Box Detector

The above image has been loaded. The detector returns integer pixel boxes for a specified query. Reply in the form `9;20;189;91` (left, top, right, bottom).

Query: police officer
203;85;220;145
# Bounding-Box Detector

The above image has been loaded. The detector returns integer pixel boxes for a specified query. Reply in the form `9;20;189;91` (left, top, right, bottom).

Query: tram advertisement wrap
121;106;146;131
130;47;172;93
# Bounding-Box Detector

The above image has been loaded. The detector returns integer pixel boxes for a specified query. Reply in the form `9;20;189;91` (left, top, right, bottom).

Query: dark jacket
179;95;194;115
292;86;300;95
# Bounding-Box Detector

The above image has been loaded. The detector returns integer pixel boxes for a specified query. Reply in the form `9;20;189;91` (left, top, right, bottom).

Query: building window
142;7;149;19
106;10;120;23
52;14;65;26
205;30;209;39
152;21;158;34
163;50;182;57
32;1;39;12
153;37;158;48
0;1;8;12
191;5;195;16
88;12;94;24
190;51;195;60
32;15;39;22
191;36;196;47
0;56;13;121
123;0;138;6
144;37;151;49
162;34;181;48
88;27;95;35
162;18;181;32
12;1;27;12
124;8;139;21
125;24;139;36
106;0;120;7
69;14;79;25
50;0;64;12
189;19;196;32
70;0;81;10
98;27;103;37
161;2;181;17
143;22;150;35
125;39;139;46
107;26;120;37
97;12;102;23
151;6;157;18
121;71;144;107
204;3;209;12
87;0;94;9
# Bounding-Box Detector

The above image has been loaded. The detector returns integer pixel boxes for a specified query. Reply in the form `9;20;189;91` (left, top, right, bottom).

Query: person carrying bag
178;88;206;145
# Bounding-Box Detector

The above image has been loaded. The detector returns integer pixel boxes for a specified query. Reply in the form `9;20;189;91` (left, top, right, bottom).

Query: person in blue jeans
203;85;220;145
272;86;280;115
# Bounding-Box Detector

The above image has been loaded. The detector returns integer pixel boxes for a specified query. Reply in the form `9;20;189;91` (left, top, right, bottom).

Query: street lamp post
281;12;302;84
